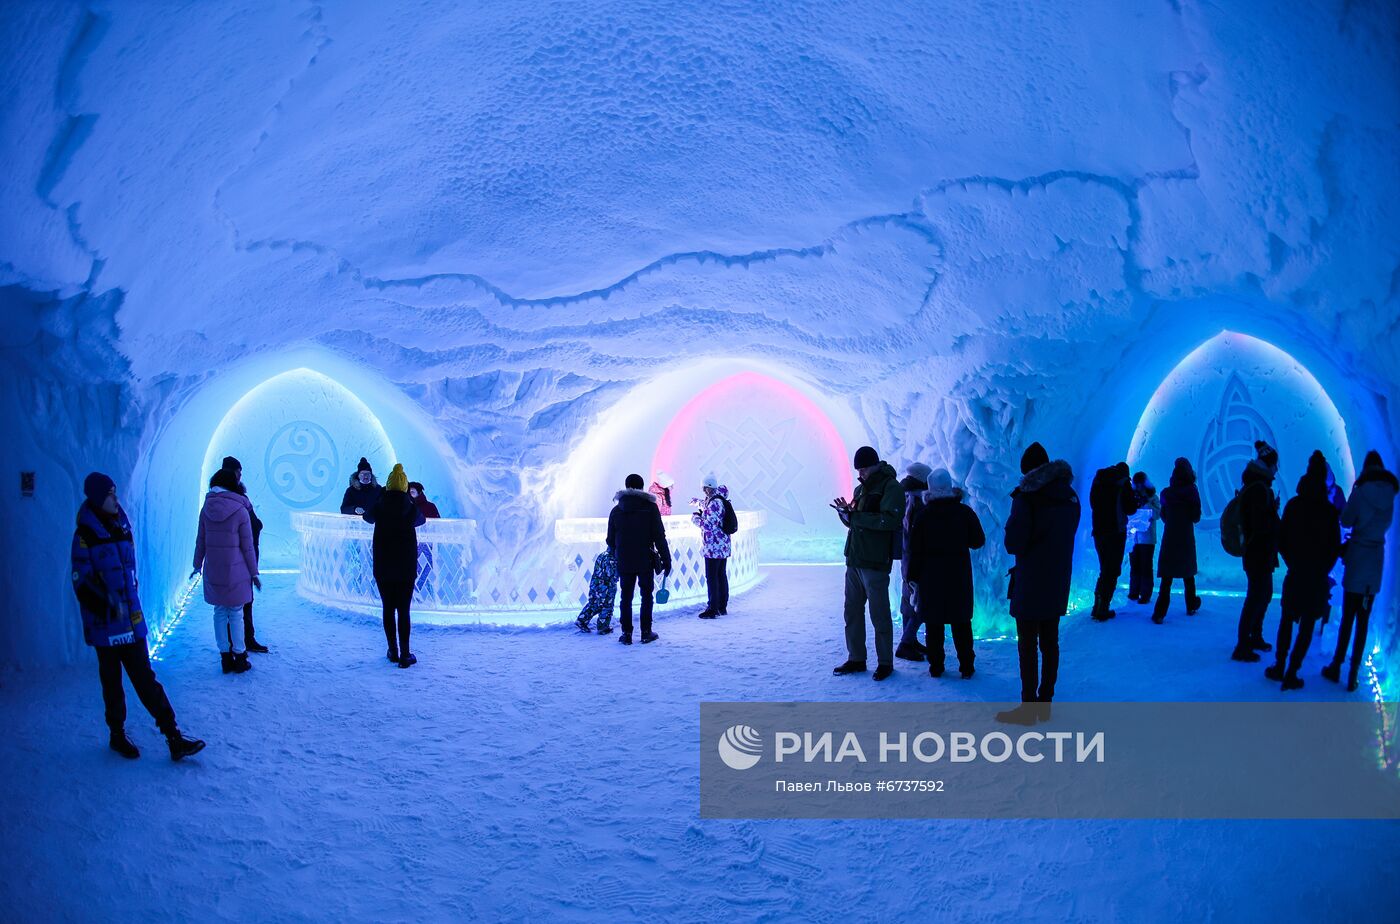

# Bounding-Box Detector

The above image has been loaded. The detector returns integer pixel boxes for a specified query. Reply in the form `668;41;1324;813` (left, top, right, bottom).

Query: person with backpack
1229;441;1281;662
1266;452;1342;690
73;473;205;761
895;462;933;663
1126;472;1160;606
1324;451;1397;691
831;446;906;681
575;546;620;634
607;474;672;645
997;442;1080;725
692;474;735;618
905;468;985;679
1088;461;1135;621
193;467;261;674
220;456;269;653
1153;458;1203;622
363;463;426;667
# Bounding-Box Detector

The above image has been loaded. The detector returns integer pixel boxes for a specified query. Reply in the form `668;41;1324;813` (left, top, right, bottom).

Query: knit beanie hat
1254;441;1279;469
702;473;719;490
927;468;954;492
222;455;242;472
625;473;645;490
386;463;408;493
1363;450;1384;471
83;472;115;506
1020;442;1049;474
853;446;879;469
904;462;933;484
357;457;373;473
210;467;240;491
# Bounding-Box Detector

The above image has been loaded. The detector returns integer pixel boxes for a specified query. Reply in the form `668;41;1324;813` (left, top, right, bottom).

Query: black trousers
1154;575;1198;617
96;640;177;736
1274;601;1322;675
704;557;730;612
1331;592;1374;679
377;578;414;655
1128;545;1155;601
239;601;258;643
619;571;655;636
926;622;974;672
1094;533;1126;599
1237;567;1273;648
1014;617;1060;703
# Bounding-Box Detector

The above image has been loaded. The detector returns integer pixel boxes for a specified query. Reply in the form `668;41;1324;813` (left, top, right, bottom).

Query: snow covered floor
2;565;1397;922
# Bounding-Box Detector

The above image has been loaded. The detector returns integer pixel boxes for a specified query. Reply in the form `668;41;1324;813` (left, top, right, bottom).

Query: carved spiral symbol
264;421;339;509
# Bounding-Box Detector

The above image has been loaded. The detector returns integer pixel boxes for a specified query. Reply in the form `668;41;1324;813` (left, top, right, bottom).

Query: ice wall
1;1;1397;668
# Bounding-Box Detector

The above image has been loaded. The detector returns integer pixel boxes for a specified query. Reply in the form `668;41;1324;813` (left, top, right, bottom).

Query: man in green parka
831;445;906;680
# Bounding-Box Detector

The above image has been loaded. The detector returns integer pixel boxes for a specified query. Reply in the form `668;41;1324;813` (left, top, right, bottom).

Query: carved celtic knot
264;421;340;509
696;417;806;523
1197;373;1277;528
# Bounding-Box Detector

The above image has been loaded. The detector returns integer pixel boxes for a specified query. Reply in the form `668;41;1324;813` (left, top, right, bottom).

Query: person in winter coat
73;473;205;761
1325;450;1398;690
575;547;620;634
340;457;383;515
221;456;269;653
692;474;733;618
607;474;672;645
905;468;986;679
193;467;261;674
650;472;676;516
406;481;440;595
1126;472;1160;606
407;482;441;519
1266;452;1342;690
1153;457;1203;621
997;442;1080;726
832;446;906;681
1232;441;1281;662
895;462;933;662
364;464;426;667
1088;461;1135;620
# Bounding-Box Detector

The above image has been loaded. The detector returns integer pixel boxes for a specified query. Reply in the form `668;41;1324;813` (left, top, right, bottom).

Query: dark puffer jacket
1278;473;1342;613
906;490;986;624
71;503;147;647
363;489;426;583
1089;465;1134;538
607;489;672;576
843;461;905;573
1238;460;1280;573
1004;460;1081;621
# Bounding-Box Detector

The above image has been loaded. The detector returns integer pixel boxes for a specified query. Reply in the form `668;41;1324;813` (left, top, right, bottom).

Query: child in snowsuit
575;547;619;634
1126;473;1159;605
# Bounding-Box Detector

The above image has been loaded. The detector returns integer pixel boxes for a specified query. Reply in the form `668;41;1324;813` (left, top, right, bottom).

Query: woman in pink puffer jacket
194;467;261;673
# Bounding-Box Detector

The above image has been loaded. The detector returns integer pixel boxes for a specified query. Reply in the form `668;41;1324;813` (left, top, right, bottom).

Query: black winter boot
221;652;234;674
1281;671;1304;691
1321;661;1341;683
872;665;894;681
231;652;252;673
1264;663;1285;682
1231;646;1261;662
167;730;206;761
641;631;659;644
895;641;926;662
246;637;270;654
109;728;140;759
398;652;417;668
832;660;867;675
574;616;592;632
995;704;1040;726
619;633;633;645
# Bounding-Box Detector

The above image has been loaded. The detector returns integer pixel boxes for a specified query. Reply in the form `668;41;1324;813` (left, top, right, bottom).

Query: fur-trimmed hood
1355;465;1399;494
924;486;964;503
1015;459;1074;495
613;487;657;505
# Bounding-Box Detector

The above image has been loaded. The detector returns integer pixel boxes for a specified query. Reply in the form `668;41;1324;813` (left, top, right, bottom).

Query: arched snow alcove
1128;331;1355;587
131;353;464;642
550;360;866;561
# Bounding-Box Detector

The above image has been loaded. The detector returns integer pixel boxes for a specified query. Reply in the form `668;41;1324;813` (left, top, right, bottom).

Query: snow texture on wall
1;0;1398;668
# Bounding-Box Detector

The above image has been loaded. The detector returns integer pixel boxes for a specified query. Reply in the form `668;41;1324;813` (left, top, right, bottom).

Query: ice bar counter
292;510;765;625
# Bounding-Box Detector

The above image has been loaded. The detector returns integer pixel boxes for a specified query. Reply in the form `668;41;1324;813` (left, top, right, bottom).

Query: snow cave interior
2;1;1399;921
